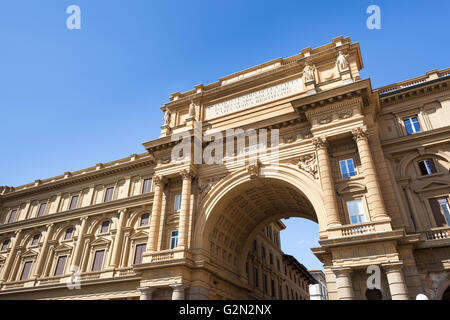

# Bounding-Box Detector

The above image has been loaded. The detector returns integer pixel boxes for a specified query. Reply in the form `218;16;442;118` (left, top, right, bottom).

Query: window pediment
53;243;73;253
337;182;366;194
415;179;450;193
90;237;111;247
129;230;149;240
21;249;38;258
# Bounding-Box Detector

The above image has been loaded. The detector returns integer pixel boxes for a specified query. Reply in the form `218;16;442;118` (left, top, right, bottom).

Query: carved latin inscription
205;78;303;120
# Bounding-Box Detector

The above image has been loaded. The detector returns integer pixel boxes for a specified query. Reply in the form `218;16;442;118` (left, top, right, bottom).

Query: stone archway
193;164;328;285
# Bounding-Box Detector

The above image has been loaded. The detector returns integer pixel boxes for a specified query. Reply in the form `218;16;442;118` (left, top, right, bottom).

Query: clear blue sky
1;1;449;270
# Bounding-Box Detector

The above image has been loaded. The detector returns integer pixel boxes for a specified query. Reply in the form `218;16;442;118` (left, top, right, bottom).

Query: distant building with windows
309;269;328;300
245;222;317;300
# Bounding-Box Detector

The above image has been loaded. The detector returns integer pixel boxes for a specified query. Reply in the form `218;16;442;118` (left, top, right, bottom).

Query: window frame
417;158;438;176
173;194;182;211
139;213;150;227
64;227;74;240
69;195;80;210
133;243;147;265
339;158;357;179
100;220;110;234
344;198;368;225
1;239;10;251
7;209;17;223
91;249;106;272
403;116;422;135
142;178;152;194
20;260;33;281
31;234;41;246
54;255;68;276
170;230;179;249
37;202;47;217
104;186;115;203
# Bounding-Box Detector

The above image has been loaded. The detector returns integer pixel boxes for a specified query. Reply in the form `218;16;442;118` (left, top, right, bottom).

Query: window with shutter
142;179;152;194
69;195;79;210
134;244;146;264
1;239;10;251
8;210;17;223
37;203;47;217
140;213;150;226
92;250;105;271
429;198;449;227
64;228;74;240
54;256;67;276
20;261;33;280
104;187;114;202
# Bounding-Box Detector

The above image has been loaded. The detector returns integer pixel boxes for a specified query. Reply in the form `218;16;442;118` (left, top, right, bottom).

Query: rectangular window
54;256;67;276
429;197;450;227
261;246;266;259
252;240;257;251
104;187;114;202
403;116;421;134
276;259;280;271
173;194;182;211
20;261;33;281
7;209;17;223
263;274;268;293
170;230;179;249
134;244;146;265
253;267;258;288
92;250;105;271
69;195;79;210
418;159;437;175
142;178;152;194
269;253;273;264
339;159;356;178
37;203;47;217
100;221;110;234
278;284;283;300
346;199;366;224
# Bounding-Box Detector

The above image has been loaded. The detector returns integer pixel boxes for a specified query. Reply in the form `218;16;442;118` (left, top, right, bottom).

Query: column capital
153;175;166;186
169;282;188;291
137;286;155;293
332;267;353;276
381;261;404;272
312;137;328;150
351;126;368;142
180;169;196;181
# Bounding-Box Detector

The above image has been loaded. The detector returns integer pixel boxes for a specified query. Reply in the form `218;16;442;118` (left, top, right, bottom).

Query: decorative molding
352;127;368;142
246;160;262;179
295;154;318;179
312;137;328;150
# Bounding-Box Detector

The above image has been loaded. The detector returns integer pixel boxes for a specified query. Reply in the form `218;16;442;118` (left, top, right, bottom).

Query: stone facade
0;36;449;300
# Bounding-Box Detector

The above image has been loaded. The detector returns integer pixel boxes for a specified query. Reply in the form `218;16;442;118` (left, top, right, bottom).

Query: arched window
1;239;10;251
64;228;74;240
140;213;150;227
100;220;110;234
31;234;41;246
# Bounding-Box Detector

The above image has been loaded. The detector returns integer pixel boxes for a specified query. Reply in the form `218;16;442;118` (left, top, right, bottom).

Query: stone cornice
378;74;450;107
0;156;155;201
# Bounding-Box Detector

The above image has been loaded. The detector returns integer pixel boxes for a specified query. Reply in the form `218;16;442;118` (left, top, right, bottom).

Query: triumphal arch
0;36;449;300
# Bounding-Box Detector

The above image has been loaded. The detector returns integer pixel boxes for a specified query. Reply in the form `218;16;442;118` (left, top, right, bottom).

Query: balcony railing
422;227;450;241
327;220;392;238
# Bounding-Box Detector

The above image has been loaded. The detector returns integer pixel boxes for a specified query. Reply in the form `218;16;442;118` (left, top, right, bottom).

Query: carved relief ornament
296;153;318;179
352;127;369;142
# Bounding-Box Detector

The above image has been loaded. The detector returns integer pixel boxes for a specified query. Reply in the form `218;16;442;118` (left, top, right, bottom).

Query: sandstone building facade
0;36;449;300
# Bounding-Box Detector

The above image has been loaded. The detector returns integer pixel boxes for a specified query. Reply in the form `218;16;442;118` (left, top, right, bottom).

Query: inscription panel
205;77;303;120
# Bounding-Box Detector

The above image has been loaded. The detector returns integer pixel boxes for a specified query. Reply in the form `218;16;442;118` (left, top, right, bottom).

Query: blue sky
1;0;449;270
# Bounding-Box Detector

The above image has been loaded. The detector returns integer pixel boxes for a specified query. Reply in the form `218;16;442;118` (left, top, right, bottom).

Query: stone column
170;283;187;300
352;127;389;221
177;170;194;249
33;223;55;278
138;286;155;300
383;262;409;300
333;267;354;300
313;137;341;227
147;175;165;252
110;209;127;268
71;217;88;268
0;230;23;282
